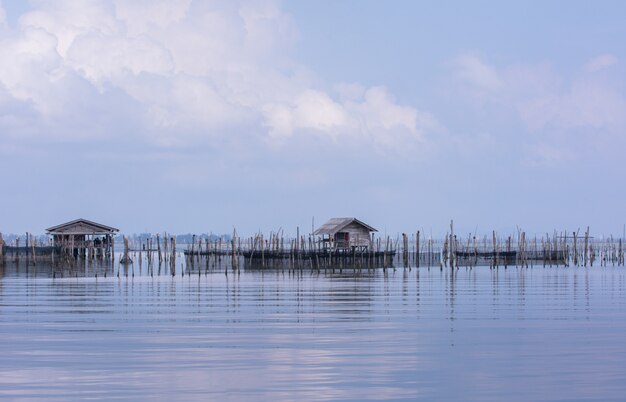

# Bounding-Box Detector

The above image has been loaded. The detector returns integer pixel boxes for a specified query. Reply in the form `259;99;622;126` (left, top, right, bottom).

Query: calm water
1;262;626;401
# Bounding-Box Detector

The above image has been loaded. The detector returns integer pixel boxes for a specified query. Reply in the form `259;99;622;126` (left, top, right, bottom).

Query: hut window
336;232;349;242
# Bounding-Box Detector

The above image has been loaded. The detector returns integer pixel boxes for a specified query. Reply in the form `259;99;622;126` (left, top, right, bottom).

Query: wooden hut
46;218;119;258
314;218;377;251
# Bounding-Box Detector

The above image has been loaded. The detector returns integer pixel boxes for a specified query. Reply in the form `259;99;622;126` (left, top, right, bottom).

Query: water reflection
0;262;625;401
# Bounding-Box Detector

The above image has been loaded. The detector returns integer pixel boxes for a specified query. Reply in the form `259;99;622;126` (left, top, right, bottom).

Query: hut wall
338;222;372;248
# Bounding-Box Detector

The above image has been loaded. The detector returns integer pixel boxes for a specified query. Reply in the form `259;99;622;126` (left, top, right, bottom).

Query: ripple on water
0;265;625;401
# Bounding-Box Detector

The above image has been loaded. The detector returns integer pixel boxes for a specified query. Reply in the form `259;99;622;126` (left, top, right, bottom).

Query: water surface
1;262;625;401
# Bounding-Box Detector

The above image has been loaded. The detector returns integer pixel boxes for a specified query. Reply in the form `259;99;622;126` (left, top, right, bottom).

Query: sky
0;0;625;237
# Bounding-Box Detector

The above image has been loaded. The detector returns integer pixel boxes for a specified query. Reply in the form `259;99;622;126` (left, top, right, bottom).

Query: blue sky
0;0;625;237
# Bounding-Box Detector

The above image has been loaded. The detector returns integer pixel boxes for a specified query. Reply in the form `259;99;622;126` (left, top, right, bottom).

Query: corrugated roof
46;218;119;234
313;218;377;235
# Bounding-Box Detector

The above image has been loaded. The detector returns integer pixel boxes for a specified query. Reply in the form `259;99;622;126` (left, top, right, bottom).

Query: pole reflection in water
0;260;625;401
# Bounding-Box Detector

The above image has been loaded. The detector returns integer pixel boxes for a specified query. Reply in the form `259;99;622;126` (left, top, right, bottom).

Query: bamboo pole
171;236;176;275
416;230;420;268
119;236;132;264
583;226;589;267
573;230;578;266
157;233;162;263
492;231;497;268
449;220;454;269
231;228;237;271
402;233;408;268
31;233;36;265
442;234;448;268
473;235;477;268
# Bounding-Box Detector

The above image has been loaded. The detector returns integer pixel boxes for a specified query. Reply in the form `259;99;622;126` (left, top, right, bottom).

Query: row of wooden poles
179;224;625;270
183;228;397;270
0;232;114;266
2;225;626;270
0;232;46;265
399;223;625;269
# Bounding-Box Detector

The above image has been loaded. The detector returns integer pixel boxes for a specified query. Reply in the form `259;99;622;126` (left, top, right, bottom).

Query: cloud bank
0;0;434;152
453;53;626;164
455;53;626;133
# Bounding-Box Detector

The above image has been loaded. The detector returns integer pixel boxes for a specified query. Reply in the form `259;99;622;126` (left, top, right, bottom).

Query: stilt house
314;218;377;251
46;218;119;257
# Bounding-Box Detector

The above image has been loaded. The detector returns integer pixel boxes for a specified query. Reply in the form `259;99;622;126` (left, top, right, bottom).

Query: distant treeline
120;233;232;244
1;234;49;246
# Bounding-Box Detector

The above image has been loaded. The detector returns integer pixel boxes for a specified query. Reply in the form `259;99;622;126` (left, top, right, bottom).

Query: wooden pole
573;231;578;266
473;235;477;268
171;236;176;275
449;220;454;270
492;231;497;268
122;236;130;263
231;228;237;270
416;230;420;268
163;232;168;262
31;233;36;265
583;226;589;267
402;233;408;268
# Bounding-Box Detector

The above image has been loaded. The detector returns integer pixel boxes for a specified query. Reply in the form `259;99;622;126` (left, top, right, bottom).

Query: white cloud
20;1;120;57
333;83;366;101
292;90;349;133
263;89;350;139
454;54;626;134
450;53;626;165
113;0;192;35
66;32;174;85
0;2;6;28
0;26;61;113
519;79;626;132
585;54;618;72
262;86;433;153
455;54;502;92
0;0;434;153
352;87;420;132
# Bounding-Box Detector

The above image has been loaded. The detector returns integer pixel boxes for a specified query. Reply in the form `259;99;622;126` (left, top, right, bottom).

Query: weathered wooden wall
339;222;373;248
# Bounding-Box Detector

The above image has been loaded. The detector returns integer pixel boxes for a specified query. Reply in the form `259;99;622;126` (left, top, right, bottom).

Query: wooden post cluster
3;223;626;274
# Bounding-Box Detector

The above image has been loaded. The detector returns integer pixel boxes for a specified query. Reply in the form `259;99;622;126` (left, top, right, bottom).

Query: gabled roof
313;218;377;236
46;218;119;235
